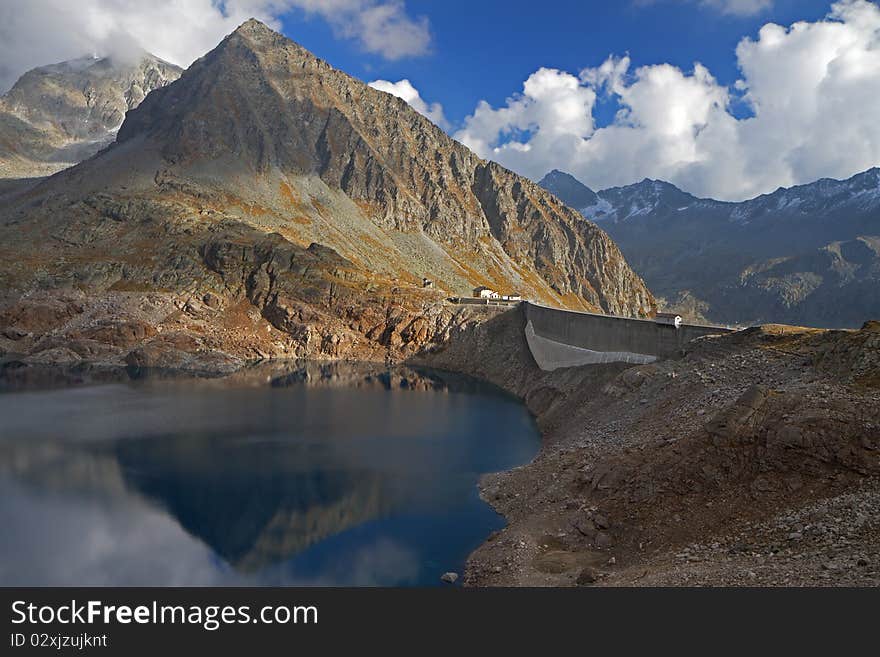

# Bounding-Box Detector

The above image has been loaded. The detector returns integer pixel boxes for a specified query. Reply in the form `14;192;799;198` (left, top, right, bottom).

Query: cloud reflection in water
0;363;539;586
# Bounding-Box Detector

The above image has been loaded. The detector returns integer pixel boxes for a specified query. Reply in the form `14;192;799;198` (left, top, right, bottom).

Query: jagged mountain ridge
0;20;653;369
539;168;880;328
110;20;652;315
537;170;600;212
0;53;181;179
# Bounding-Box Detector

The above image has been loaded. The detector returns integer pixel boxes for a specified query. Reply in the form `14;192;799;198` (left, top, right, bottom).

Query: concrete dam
523;302;733;371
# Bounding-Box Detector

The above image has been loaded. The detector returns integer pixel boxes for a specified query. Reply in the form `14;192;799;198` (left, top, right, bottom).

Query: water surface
0;362;539;586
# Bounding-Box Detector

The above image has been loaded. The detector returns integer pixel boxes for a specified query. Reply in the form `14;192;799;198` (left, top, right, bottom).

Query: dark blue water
0;363;539;586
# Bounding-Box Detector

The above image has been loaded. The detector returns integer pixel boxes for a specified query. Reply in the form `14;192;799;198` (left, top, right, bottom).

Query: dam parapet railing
448;296;522;307
523;301;734;371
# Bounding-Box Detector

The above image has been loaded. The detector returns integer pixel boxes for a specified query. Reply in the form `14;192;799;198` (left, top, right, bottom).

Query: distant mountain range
539;169;880;328
0;53;181;179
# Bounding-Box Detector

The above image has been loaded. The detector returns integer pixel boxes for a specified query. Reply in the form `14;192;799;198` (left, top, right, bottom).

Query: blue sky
274;0;834;128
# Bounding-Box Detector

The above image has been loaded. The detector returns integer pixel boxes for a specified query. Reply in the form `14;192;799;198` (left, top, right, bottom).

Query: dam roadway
522;301;734;371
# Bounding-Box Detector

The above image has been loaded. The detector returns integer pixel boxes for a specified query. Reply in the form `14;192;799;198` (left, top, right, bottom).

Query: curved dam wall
523;302;733;371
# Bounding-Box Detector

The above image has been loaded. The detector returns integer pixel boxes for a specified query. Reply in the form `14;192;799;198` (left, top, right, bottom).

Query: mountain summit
0;20;653;367
0;52;181;178
537;170;600;212
110;18;651;316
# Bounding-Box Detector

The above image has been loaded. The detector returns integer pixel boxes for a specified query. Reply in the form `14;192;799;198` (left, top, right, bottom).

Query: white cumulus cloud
456;0;880;201
368;78;448;128
0;0;431;92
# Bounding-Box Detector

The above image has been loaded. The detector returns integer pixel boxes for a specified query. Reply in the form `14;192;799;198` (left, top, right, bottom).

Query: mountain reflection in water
0;361;539;586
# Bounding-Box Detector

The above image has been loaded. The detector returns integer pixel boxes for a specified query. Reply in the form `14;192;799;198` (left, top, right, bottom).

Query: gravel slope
417;309;880;586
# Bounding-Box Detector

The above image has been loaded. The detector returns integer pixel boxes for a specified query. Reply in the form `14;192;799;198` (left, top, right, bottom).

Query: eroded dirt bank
414;306;880;586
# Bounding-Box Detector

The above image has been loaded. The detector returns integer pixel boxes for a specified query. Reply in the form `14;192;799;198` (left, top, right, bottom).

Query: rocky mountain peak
219;17;316;67
0;20;655;372
537;170;599;212
116;19;371;168
3;52;181;136
233;17;298;44
615;178;698;205
108;20;655;316
0;51;181;178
